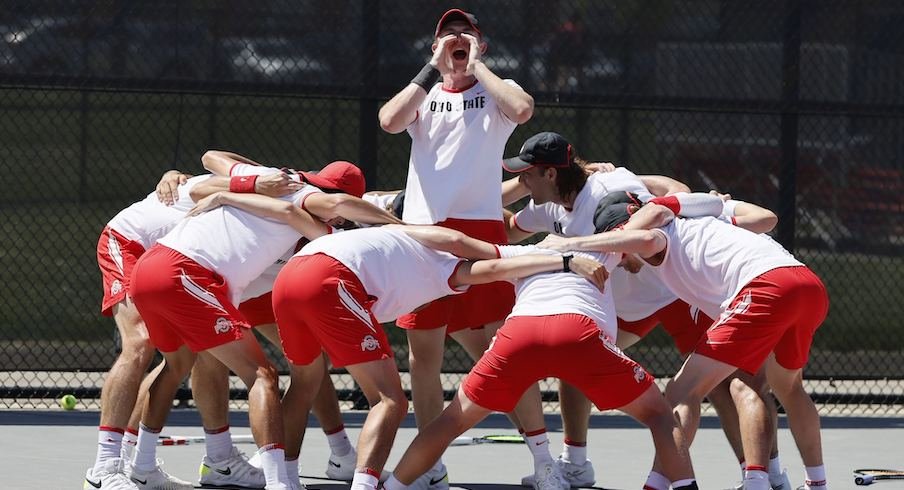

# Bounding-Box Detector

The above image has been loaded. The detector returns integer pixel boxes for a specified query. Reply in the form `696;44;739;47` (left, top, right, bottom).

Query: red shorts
129;245;247;353
617;300;714;354
694;266;829;374
397;218;515;333
272;253;393;368
239;292;276;327
97;226;146;316
462;314;654;413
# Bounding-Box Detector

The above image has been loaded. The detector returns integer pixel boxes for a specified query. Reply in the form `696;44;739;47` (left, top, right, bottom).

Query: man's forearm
502;176;529;207
334;197;403;225
473;62;533;124
459;254;563;285
398;225;498;260
378;84;425;134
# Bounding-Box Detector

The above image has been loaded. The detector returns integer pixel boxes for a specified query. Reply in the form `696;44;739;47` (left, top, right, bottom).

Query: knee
255;363;280;387
381;390;409;422
119;327;155;365
729;379;765;407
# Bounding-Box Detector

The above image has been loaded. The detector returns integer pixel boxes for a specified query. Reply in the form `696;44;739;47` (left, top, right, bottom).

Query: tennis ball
59;394;77;410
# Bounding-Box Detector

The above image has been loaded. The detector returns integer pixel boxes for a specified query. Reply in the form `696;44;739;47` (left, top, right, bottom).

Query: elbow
758;213;779;233
510;98;534;125
638;231;664;257
378;111;405;134
200;150;217;171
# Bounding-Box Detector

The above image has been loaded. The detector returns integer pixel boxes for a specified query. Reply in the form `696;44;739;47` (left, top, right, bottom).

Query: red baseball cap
434;8;481;38
301;161;366;198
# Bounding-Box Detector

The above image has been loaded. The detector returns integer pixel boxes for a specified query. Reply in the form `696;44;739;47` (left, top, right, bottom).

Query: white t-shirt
403;80;521;224
652;217;804;319
159;164;322;306
107;175;211;250
296;227;466;323
362;192;400;210
240;246;295;303
498;245;621;339
513;168;676;321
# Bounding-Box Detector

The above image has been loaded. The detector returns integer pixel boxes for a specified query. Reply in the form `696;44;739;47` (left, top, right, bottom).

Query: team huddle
84;8;831;490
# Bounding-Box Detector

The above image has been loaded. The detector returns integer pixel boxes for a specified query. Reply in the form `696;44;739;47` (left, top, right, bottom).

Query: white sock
562;439;587;465
743;469;770;490
383;474;408;490
121;428;139;462
286;457;300;483
804;465;827;490
204;425;232;462
325;425;353;457
93;427;124;474
350;470;379;490
768;455;784;483
133;424;161;473
258;444;289;487
739;461;747;481
525;430;554;470
644;470;670;490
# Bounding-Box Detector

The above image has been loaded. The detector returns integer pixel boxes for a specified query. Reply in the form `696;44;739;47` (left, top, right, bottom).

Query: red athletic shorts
617;299;714;354
462;313;654;413
397;218;515;333
97;226;146;316
272;253;393;368
694;266;829;374
239;292;276;327
129;245;247;353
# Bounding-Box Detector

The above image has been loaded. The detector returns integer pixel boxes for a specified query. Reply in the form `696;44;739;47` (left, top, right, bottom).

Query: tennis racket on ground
450;434;525;446
157;434;256;446
853;469;904;486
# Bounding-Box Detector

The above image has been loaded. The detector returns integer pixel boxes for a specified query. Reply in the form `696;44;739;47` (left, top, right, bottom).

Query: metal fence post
778;0;802;251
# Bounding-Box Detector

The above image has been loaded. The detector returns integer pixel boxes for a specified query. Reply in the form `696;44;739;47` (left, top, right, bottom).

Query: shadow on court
2;409;903;429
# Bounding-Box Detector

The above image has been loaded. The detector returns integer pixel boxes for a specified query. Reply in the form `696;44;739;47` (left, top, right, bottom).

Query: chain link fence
1;0;902;414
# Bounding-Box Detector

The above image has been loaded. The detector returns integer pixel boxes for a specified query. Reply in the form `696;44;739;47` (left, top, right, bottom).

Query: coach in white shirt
378;8;535;485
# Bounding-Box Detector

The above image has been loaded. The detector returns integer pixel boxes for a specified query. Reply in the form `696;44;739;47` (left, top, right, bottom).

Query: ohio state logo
633;365;647;383
110;280;123;296
214;317;233;334
360;335;380;352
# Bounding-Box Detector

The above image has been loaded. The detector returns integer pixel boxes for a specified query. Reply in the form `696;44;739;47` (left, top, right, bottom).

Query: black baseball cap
390;190;406;219
502;132;573;173
435;9;481;38
593;191;644;233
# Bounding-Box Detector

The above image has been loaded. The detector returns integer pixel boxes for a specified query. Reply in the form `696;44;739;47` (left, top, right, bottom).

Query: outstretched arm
640;175;691;196
538;229;666;259
502;176;529;207
303;193;403;225
389;224;498;260
189;174;302;202
188;192;330;240
452;254;607;291
201;150;267;176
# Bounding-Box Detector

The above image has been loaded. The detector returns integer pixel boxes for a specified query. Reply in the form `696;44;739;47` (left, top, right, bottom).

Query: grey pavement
2;410;902;490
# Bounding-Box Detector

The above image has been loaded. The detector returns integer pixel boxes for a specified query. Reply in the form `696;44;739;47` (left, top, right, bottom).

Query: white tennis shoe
83;458;139;490
531;461;570;490
129;460;193;490
199;446;266;488
521;456;596;488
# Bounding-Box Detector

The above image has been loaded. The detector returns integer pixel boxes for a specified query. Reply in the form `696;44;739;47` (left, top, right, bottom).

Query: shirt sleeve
512;201;554;233
496;79;525;124
230;163;282;177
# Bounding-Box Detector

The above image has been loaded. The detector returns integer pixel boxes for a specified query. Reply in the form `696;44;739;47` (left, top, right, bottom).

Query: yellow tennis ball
59;394;77;410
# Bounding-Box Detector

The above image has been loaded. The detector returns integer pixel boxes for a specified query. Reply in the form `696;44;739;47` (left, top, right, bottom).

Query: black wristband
411;63;440;91
562;254;573;273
